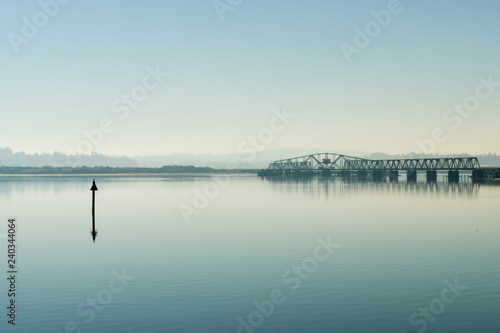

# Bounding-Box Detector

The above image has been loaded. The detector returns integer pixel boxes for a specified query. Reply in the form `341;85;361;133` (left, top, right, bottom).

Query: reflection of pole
90;179;98;242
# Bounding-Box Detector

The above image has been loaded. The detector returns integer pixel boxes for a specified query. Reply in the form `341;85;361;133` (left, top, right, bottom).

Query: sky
0;0;499;157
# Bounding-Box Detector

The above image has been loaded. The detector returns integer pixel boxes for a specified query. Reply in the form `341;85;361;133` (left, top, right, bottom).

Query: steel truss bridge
258;153;496;182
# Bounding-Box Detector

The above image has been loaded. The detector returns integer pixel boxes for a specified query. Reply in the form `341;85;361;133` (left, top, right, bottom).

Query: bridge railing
344;157;480;171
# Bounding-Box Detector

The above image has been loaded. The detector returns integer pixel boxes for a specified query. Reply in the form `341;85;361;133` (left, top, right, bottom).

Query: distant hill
1;147;499;169
0;148;139;168
0;147;367;169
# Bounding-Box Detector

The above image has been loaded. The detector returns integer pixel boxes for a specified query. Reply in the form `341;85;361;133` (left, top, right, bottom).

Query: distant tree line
0;147;138;168
0;165;215;175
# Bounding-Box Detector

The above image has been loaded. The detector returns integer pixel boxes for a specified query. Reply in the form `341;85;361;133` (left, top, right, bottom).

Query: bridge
258;153;498;182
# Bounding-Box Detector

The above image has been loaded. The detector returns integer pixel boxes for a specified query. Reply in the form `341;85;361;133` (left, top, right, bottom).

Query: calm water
1;176;499;332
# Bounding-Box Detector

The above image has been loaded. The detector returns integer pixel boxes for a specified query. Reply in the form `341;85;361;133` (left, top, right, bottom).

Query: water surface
1;176;499;332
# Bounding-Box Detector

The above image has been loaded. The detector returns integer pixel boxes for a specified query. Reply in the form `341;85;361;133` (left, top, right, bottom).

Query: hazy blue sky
1;0;499;156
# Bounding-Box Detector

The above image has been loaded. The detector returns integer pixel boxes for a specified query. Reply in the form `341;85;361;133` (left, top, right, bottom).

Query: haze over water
1;176;499;332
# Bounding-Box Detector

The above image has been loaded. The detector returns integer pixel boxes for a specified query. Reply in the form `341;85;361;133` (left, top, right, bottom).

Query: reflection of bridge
258;152;499;182
265;176;482;199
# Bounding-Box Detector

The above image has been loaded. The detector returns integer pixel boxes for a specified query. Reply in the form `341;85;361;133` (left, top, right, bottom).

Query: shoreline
0;172;257;177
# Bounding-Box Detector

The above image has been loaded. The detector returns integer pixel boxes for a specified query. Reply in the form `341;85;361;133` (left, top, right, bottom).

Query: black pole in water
90;179;98;242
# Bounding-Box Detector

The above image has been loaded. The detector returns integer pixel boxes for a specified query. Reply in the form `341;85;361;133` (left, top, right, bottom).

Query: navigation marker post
91;179;98;242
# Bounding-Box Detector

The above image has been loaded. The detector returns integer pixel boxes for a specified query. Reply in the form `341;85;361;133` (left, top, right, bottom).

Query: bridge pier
340;171;351;179
448;170;459;182
321;169;331;177
472;169;485;183
372;170;383;181
426;170;437;182
407;170;417;182
357;171;367;181
389;171;399;182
